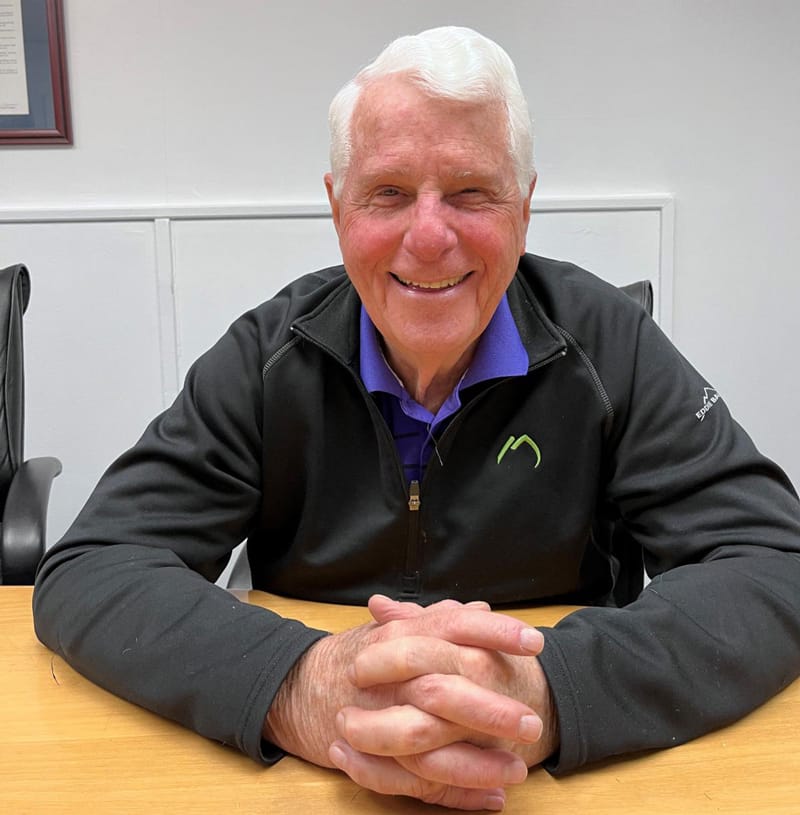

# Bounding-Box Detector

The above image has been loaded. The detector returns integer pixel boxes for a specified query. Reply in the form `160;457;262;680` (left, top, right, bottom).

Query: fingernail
329;742;347;768
520;627;544;653
518;714;543;742
502;758;528;785
484;793;506;811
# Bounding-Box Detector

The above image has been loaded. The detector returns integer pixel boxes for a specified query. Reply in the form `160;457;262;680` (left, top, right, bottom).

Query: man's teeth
395;273;468;290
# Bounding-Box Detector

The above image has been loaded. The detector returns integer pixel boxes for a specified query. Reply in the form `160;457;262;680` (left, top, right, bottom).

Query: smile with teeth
392;272;471;290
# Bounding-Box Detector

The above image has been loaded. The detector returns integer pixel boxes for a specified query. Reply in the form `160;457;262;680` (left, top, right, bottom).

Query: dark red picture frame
0;0;71;145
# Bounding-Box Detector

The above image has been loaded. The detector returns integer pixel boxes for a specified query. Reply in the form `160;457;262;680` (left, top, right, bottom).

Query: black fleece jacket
33;254;800;773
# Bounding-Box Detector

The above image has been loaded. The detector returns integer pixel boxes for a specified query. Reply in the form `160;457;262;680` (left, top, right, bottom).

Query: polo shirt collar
291;257;568;374
360;293;529;400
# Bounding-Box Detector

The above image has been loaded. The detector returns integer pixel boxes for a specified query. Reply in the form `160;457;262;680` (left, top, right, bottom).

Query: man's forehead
352;161;506;185
341;76;515;190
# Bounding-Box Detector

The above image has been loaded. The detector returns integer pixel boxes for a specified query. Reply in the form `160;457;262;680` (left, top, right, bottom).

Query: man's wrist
540;681;561;761
515;655;560;767
262;636;334;765
262;647;303;748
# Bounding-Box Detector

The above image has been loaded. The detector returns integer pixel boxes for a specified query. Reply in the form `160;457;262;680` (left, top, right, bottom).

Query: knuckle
403;641;425;675
432;599;463;611
411;673;448;705
459;645;492;675
420;785;452;807
350;652;368;682
400;718;438;754
381;619;404;640
401;759;459;804
368;771;401;796
338;712;360;744
482;702;515;735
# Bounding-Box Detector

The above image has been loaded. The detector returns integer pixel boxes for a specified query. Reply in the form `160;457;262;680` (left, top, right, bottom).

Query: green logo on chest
497;434;542;468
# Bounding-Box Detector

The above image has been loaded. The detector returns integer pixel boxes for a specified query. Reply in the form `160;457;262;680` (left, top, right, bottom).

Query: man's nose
402;196;457;261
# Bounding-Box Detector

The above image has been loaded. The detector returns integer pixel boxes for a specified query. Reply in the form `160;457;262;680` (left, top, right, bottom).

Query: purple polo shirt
359;294;529;484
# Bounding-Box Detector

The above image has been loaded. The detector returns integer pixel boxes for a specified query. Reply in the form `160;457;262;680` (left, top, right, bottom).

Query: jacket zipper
395;349;568;597
290;323;567;602
400;480;422;598
408;479;421;511
291;325;427;598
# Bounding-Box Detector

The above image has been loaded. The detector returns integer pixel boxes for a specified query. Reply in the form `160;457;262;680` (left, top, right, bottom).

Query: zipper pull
408;480;421;511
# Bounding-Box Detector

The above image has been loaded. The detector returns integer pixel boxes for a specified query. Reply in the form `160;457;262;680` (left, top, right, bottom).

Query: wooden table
2;586;798;814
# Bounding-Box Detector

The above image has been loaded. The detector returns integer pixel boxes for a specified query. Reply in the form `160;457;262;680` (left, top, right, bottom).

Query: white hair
328;26;535;197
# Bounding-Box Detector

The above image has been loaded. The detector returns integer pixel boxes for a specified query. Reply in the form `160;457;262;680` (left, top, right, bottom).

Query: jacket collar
506;257;568;368
292;255;567;373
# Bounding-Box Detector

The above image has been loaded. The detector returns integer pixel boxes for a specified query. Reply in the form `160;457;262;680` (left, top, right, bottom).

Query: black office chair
0;263;62;584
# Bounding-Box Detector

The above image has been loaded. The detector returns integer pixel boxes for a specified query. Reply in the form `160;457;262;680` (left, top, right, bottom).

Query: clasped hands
263;595;558;811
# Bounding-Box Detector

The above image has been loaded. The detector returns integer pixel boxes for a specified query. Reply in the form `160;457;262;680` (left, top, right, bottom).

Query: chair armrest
1;456;62;584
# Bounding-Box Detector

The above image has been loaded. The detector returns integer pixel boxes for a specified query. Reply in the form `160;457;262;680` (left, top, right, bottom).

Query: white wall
1;0;798;543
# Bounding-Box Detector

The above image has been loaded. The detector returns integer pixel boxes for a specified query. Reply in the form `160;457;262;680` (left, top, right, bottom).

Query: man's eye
452;188;486;198
371;187;406;206
450;188;487;203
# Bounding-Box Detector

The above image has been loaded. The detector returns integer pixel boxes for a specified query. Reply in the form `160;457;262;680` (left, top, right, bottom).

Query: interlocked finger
396;742;528;788
328;740;508;811
400;672;543;744
349;635;465;686
368;595;492;624
336;704;467;755
372;604;544;657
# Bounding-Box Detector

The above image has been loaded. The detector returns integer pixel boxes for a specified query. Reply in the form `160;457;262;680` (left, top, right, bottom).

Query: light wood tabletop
2;586;798;814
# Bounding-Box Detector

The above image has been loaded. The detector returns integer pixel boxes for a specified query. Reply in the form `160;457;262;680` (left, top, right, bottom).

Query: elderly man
34;26;800;812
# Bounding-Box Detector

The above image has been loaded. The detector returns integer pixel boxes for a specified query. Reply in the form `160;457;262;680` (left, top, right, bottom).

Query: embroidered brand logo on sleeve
497;434;542;468
696;388;721;421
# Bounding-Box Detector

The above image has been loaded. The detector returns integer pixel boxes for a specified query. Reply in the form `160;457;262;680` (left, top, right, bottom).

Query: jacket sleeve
32;311;327;764
538;308;800;773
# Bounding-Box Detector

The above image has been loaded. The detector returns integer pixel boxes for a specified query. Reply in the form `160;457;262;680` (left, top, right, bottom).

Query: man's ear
520;172;537;254
324;173;341;237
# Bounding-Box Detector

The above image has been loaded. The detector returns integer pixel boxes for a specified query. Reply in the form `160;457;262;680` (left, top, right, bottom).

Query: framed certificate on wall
0;0;71;145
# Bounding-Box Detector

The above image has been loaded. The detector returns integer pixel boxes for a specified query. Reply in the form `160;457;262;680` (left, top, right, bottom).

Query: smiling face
326;75;534;385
